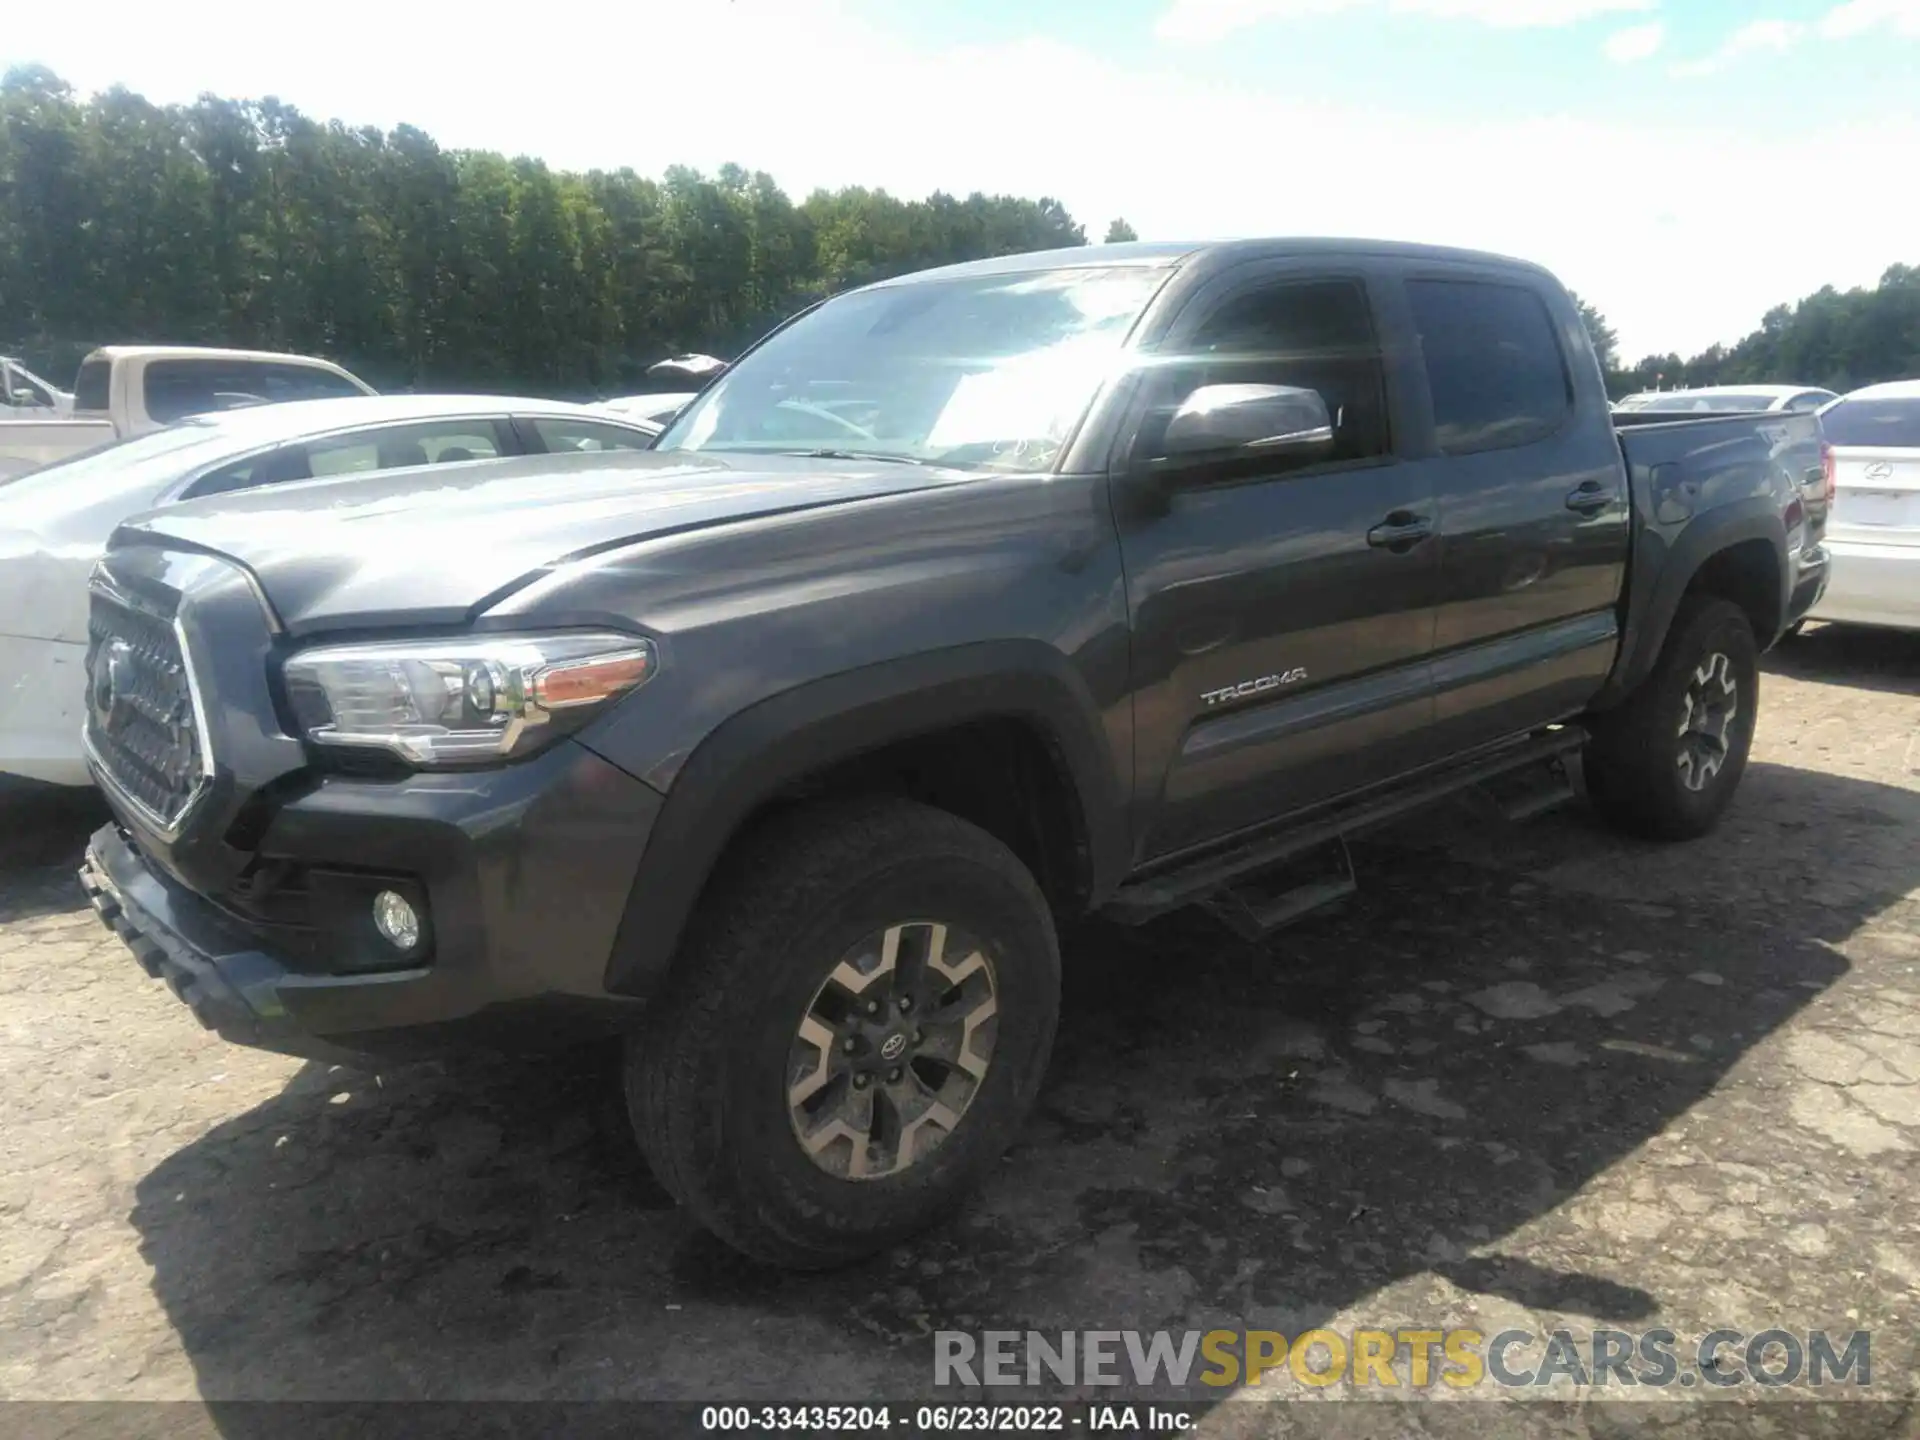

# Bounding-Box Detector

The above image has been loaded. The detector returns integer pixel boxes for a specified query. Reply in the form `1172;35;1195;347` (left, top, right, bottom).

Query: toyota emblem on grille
1863;461;1895;482
90;637;136;731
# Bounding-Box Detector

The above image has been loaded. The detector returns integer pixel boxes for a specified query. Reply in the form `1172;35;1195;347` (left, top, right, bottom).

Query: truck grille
84;589;207;830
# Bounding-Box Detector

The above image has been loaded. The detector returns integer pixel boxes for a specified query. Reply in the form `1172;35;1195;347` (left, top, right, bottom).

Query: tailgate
1828;448;1920;547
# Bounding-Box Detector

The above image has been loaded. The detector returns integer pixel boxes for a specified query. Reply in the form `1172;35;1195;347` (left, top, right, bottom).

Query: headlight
281;631;657;766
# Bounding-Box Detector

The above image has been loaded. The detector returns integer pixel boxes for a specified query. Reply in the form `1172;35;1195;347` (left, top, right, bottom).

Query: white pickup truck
0;345;374;481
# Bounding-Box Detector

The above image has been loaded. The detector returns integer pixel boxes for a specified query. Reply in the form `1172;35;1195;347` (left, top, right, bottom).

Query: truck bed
0;418;117;483
1598;406;1827;708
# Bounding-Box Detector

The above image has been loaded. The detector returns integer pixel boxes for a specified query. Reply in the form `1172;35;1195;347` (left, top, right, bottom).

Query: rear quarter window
1408;279;1573;453
1821;398;1920;449
73;359;111;412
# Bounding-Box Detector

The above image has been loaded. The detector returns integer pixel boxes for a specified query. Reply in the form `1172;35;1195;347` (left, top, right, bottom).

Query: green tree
1568;291;1619;376
1614;264;1920;397
1103;218;1138;243
0;71;1107;393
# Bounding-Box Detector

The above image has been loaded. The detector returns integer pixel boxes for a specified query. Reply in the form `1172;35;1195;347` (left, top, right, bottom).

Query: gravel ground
1;624;1916;1435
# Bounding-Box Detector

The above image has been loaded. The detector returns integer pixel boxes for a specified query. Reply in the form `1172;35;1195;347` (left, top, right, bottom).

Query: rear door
1114;262;1440;861
1391;268;1631;756
1820;394;1920;548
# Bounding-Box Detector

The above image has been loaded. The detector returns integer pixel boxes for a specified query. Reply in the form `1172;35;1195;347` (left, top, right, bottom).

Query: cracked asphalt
1;623;1916;1435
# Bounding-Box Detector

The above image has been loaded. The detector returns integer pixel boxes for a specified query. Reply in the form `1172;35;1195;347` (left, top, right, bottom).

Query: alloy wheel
1676;651;1739;793
786;921;999;1180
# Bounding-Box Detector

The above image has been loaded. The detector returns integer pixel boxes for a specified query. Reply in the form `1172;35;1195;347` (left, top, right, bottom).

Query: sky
7;0;1919;360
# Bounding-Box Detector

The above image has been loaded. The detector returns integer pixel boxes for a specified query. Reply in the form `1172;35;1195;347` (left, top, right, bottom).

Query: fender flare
1593;497;1788;710
600;641;1130;997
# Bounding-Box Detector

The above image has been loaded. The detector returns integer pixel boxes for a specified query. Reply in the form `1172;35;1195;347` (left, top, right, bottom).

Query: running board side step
1198;839;1357;941
1103;727;1585;932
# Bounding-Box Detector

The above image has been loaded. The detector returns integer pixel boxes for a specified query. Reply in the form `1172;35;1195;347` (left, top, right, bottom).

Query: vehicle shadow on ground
126;759;1911;1416
1765;622;1919;697
0;778;108;923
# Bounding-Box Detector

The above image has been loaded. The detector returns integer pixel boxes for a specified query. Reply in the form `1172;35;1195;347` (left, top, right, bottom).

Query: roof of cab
867;237;1553;288
79;344;362;368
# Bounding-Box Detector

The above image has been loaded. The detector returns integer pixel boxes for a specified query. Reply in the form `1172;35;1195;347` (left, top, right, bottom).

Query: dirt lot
2;625;1917;1432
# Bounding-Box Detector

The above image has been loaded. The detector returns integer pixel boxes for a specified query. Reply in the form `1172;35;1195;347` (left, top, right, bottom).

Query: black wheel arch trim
594;641;1129;998
1591;497;1788;712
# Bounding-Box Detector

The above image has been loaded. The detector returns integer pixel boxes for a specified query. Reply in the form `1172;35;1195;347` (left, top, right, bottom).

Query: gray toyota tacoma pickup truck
79;239;1830;1268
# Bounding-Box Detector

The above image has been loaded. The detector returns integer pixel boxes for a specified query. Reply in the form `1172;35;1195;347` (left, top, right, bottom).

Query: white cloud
3;0;1916;360
1819;0;1920;38
1673;0;1919;74
1670;17;1806;76
1157;0;1655;44
1603;19;1666;60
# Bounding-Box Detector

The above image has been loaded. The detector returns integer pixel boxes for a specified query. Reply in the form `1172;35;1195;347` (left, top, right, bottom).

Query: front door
1116;269;1440;862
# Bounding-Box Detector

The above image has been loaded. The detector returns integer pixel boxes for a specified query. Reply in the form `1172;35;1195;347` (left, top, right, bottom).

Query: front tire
626;798;1060;1269
1583;595;1759;841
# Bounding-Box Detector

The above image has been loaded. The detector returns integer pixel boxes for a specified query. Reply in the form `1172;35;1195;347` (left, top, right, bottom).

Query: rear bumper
1808;540;1920;632
82;740;665;1058
1783;542;1830;636
0;634;89;786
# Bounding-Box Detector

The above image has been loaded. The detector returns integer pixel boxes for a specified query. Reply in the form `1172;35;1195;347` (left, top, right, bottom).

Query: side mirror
1158;383;1335;466
646;353;729;393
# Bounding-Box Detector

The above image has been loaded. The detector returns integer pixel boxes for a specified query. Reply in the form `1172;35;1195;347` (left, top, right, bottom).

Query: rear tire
1583;595;1758;841
625;797;1060;1269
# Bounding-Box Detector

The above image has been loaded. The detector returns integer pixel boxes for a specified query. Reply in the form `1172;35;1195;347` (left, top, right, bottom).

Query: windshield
1821;397;1920;449
653;265;1172;471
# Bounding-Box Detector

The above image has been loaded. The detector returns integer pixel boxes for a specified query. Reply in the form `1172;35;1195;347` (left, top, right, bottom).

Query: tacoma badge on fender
1201;669;1308;707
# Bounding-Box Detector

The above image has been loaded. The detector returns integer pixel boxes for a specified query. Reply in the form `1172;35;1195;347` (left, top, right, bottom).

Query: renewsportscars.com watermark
934;1327;1873;1391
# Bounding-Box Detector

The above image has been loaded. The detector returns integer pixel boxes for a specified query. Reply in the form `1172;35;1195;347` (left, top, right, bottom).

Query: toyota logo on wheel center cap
880;1033;908;1061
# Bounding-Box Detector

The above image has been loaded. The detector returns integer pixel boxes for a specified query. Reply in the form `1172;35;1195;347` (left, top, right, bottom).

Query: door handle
1565;480;1615;514
1366;511;1434;551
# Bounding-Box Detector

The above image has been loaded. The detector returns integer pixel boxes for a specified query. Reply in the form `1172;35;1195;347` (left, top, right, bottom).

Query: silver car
0;394;662;787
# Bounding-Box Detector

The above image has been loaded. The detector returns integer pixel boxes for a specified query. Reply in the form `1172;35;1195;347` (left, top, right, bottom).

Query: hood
114;448;971;635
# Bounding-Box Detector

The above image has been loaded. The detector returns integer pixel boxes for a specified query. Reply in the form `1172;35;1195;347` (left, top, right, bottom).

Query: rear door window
1408;279;1573;452
306;420;509;478
1820;398;1920;449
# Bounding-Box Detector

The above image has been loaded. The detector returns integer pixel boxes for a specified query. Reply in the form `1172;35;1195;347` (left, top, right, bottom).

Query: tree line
3;66;1914;402
1576;271;1920;399
0;67;1092;396
1598;265;1920;398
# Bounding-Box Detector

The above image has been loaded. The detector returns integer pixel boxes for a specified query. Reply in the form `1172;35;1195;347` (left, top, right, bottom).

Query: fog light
372;890;421;951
